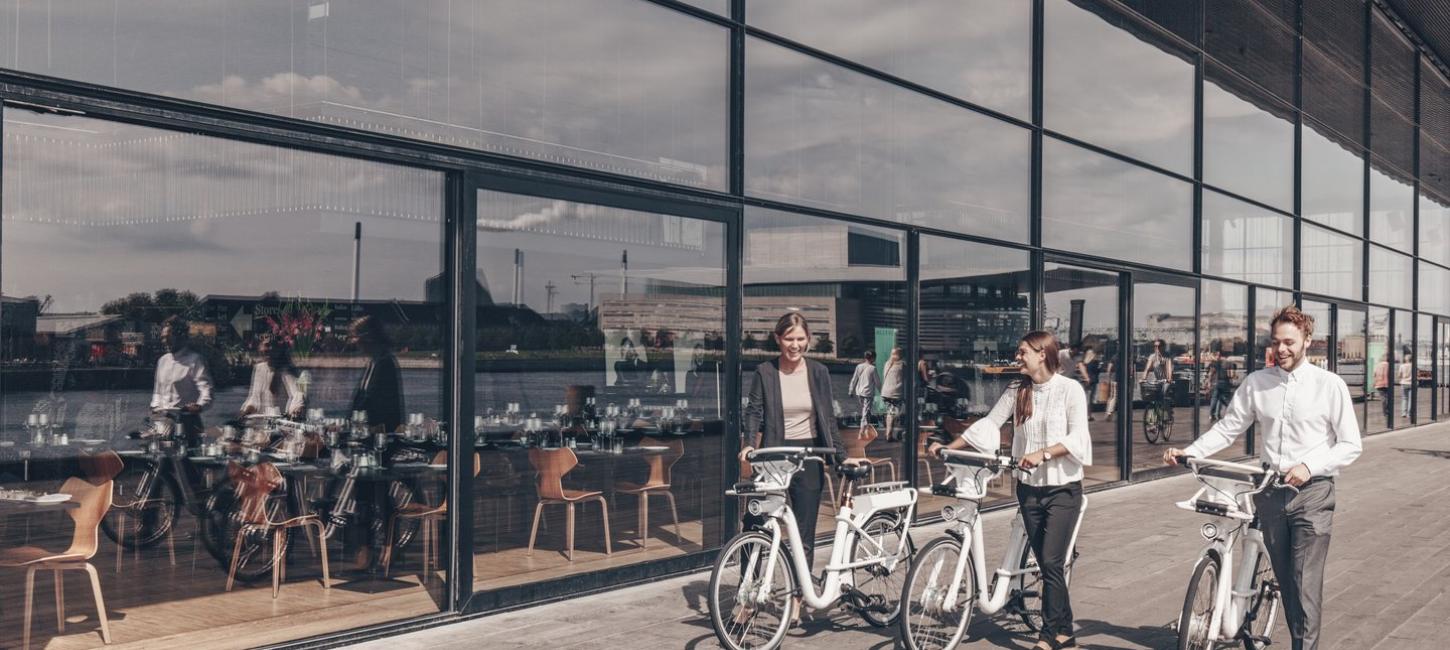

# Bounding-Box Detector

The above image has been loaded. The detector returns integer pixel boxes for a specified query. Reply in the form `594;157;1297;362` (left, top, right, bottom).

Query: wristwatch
1041;449;1053;461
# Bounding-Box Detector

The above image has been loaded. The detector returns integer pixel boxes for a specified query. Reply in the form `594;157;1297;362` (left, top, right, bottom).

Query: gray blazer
742;359;845;464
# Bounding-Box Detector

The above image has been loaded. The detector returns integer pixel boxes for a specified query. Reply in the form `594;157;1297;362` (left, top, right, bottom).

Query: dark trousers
1378;387;1393;421
1017;481;1084;640
742;463;825;569
1254;479;1335;650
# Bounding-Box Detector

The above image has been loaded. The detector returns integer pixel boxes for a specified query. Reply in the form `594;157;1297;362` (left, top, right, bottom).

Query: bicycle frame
741;451;918;612
932;450;1087;616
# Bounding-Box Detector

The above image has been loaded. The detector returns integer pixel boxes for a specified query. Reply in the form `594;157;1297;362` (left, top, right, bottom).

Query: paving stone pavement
350;423;1450;649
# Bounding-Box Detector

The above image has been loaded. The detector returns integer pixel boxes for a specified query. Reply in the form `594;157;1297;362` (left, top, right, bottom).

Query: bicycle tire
849;511;914;627
708;530;796;650
206;481;293;582
1142;407;1159;444
101;461;182;550
1161;403;1175;442
900;536;973;650
1178;554;1220;650
1240;553;1279;649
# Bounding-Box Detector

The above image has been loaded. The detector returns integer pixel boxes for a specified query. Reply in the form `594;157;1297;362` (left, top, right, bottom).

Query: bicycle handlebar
1182;455;1298;494
745;446;837;462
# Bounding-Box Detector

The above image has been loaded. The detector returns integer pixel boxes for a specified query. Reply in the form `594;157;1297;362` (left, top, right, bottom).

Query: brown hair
772;311;810;339
1269;305;1314;338
1015;331;1061;425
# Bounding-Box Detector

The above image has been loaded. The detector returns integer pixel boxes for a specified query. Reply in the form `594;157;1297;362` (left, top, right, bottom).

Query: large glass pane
1302;40;1366;148
1043;263;1121;486
1044;0;1194;174
1418;314;1434;423
1339;305;1369;433
1202;67;1295;211
1367;306;1390;433
1392;309;1414;428
471;191;725;589
742;207;906;536
916;237;1032;514
746;0;1031;118
1202;190;1293;288
1203;0;1296;102
1369;164;1416;250
1440;320;1450;421
1421;262;1450;317
1420;192;1450;268
3;0;729;190
1128;273;1196;475
1302;124;1366;236
1369;246;1413;310
745;37;1031;242
1370;11;1417;173
1042;138;1193;270
1301;223;1364;301
1302;301;1335;373
0;109;446;646
1199;281;1249;459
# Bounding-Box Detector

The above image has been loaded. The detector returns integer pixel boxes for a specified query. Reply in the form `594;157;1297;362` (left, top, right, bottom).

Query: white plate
29;493;72;504
638;446;670;452
427;464;447;470
73;439;108;446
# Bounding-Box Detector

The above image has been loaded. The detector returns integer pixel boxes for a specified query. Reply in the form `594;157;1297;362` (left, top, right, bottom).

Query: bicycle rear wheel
900;536;973;650
1241;554;1279;649
101;462;181;549
1178;554;1220;650
709;531;795;650
850;511;914;627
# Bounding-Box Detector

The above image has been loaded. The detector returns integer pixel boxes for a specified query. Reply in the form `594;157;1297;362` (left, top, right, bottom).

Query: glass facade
2;0;1449;646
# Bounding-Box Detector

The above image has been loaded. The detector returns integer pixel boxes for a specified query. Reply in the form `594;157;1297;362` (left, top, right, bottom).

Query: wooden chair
382;452;480;578
223;462;329;598
614;438;683;549
527;448;612;561
0;471;114;649
916;427;936;486
843;424;897;483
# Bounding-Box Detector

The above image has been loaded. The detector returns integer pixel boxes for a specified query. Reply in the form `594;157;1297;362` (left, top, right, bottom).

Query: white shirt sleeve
1300;377;1363;476
192;356;214;409
1183;380;1254;458
1061;381;1092;465
961;388;1016;453
283;371;305;415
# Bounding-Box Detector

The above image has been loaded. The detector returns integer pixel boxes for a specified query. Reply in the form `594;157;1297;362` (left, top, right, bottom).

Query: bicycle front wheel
1142;406;1163;444
1178;554;1220;650
900;536;974;650
101;462;181;549
709;531;796;650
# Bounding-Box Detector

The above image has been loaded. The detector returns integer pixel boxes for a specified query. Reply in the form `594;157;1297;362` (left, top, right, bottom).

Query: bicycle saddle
836;463;872;480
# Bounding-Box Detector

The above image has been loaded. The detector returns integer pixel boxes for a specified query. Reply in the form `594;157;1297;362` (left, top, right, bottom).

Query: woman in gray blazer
739;312;852;624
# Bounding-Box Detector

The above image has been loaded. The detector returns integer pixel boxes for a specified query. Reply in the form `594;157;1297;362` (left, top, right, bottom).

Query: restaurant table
0;497;79;517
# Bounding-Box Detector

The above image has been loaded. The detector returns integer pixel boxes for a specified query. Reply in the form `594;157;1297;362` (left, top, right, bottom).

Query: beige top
779;366;815;441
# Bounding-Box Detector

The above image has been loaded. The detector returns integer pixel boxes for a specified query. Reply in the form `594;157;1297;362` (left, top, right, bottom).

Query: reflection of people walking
150;316;213;448
1396;347;1414;419
881;348;904;442
848;350;880;428
1373;354;1391;423
1166;306;1362;650
1206;350;1233;421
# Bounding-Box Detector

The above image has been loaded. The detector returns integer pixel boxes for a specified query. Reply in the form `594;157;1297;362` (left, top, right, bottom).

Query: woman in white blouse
929;330;1090;650
240;336;305;419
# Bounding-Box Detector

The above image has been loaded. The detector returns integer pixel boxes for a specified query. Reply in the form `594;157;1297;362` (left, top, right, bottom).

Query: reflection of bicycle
1174;457;1291;650
708;447;918;650
102;410;231;568
899;450;1085;649
1141;380;1175;444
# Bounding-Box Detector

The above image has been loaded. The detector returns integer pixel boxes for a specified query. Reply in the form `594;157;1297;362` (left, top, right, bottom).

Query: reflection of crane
571;273;598;316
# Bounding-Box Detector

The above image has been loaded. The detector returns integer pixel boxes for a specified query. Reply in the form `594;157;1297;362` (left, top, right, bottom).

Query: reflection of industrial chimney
351;222;362;303
1069;299;1085;347
512;248;524;306
621;249;629;297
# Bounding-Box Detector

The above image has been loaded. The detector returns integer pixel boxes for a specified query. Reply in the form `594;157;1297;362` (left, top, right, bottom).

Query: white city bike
899;449;1086;649
1174;456;1291;650
707;446;918;650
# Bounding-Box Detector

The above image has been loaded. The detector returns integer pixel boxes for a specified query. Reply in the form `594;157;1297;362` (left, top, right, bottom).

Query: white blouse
960;373;1092;487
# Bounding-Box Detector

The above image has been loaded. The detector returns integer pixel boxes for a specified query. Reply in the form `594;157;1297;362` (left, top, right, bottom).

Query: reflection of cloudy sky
746;0;1031;119
2;111;443;313
1044;0;1195;175
1203;77;1294;211
744;37;1031;243
2;0;728;189
1041;138;1193;270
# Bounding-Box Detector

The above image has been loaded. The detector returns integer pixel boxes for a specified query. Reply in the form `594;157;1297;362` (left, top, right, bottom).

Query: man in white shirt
1165;306;1361;650
847;349;881;429
150;316;213;447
